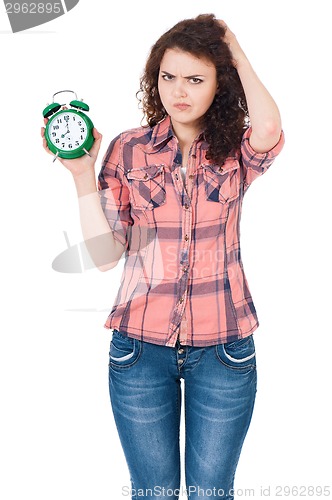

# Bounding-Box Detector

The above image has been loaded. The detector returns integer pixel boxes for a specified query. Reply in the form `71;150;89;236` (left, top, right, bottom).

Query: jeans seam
109;339;142;369
214;345;256;372
176;379;181;497
222;344;256;363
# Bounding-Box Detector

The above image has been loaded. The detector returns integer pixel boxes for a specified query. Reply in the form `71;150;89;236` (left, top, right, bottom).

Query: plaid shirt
98;115;285;347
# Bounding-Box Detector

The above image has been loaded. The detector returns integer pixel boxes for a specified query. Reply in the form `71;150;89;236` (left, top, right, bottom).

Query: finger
88;144;101;160
92;127;102;140
217;19;229;35
42;139;51;154
87;128;103;156
41;127;51;153
41;134;53;155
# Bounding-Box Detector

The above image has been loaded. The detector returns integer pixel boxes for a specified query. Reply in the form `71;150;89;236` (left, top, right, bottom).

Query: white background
1;0;331;498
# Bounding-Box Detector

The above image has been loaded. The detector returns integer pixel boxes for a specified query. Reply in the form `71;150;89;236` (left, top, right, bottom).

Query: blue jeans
108;330;257;500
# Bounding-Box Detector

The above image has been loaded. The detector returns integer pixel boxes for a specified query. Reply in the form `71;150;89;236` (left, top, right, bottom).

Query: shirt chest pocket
202;159;240;204
126;164;167;210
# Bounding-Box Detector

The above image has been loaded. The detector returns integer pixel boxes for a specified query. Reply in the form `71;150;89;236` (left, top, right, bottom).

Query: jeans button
178;359;184;365
178;348;184;354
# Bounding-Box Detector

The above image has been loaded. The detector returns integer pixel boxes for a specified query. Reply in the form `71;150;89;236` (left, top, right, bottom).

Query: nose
173;79;187;98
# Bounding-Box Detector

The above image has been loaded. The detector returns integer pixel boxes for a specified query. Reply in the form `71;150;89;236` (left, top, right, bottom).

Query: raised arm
218;20;282;153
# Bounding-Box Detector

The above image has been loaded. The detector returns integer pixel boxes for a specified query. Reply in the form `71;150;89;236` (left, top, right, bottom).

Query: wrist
72;169;97;197
233;52;250;71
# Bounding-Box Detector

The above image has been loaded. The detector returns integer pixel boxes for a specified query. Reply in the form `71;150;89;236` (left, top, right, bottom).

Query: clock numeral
62;143;65;147
68;144;73;149
64;115;70;122
73;116;76;121
78;121;82;126
53;125;59;130
57;118;62;123
55;139;60;144
80;135;84;140
75;141;79;146
80;127;85;133
52;132;56;137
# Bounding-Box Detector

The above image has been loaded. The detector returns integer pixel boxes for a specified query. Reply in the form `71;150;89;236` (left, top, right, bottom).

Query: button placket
170;147;197;350
177;344;187;367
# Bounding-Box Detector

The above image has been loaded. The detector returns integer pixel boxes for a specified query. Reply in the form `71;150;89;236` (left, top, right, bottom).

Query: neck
170;119;201;150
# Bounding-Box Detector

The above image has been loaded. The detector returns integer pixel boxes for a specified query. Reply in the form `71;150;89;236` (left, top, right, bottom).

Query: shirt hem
103;321;259;347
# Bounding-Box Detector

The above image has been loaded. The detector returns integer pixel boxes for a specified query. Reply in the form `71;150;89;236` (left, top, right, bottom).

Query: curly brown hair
137;14;249;165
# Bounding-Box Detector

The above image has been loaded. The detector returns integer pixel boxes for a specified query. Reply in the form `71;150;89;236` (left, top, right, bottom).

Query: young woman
42;14;284;500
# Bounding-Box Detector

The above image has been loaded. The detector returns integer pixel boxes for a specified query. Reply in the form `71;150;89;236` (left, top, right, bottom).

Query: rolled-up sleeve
240;126;285;191
97;134;133;250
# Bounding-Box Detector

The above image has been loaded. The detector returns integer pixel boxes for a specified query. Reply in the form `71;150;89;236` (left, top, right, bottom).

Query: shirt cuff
242;126;285;158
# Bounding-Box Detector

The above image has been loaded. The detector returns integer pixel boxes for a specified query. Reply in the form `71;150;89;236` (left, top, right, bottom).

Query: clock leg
52;151;59;163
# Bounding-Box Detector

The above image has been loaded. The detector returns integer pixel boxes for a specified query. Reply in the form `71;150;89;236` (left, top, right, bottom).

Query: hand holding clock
41;109;103;180
41;92;125;270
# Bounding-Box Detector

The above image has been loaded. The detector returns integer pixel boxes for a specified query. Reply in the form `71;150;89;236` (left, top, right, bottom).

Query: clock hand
61;129;70;138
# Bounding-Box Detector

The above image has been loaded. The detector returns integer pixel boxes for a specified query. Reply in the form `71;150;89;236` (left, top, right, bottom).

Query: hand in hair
217;20;247;68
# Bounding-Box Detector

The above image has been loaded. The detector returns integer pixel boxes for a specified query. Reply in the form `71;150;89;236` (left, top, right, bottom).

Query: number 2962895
275;485;331;496
5;3;62;14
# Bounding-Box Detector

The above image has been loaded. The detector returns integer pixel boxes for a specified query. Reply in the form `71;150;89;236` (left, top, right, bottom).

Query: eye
189;77;203;84
161;74;174;81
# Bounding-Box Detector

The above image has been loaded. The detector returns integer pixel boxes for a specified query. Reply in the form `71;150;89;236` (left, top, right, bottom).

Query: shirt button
189;174;194;179
179;297;184;303
184;204;189;209
144;173;148;179
175;174;179;180
218;167;223;173
182;266;188;273
184;235;189;241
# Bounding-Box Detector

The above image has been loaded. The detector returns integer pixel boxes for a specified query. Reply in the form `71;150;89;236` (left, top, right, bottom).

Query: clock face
48;110;88;152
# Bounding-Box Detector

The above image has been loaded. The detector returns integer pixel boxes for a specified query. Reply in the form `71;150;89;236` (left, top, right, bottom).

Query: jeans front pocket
215;335;256;372
109;329;142;368
126;164;166;210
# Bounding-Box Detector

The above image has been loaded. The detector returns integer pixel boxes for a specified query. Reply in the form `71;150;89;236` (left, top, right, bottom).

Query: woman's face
158;48;218;134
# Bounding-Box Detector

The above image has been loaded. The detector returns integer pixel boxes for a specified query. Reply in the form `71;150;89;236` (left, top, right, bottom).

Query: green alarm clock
43;90;94;160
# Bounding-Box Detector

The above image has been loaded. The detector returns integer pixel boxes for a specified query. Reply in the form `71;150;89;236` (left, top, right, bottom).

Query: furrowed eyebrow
161;71;205;78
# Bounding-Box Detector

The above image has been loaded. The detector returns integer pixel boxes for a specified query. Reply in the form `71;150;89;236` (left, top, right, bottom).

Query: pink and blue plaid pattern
98;115;285;347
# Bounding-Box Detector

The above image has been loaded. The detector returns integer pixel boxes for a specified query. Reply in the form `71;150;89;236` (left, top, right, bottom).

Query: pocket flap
127;164;165;181
203;158;240;176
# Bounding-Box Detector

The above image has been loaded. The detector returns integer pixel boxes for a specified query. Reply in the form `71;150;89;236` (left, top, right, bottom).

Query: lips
174;103;190;110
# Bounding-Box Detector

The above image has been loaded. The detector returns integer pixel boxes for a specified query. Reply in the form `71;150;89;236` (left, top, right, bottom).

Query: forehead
160;48;216;74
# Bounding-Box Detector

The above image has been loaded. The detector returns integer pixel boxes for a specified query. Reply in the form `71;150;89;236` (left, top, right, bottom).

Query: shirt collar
149;114;205;150
144;115;240;172
149;115;174;148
